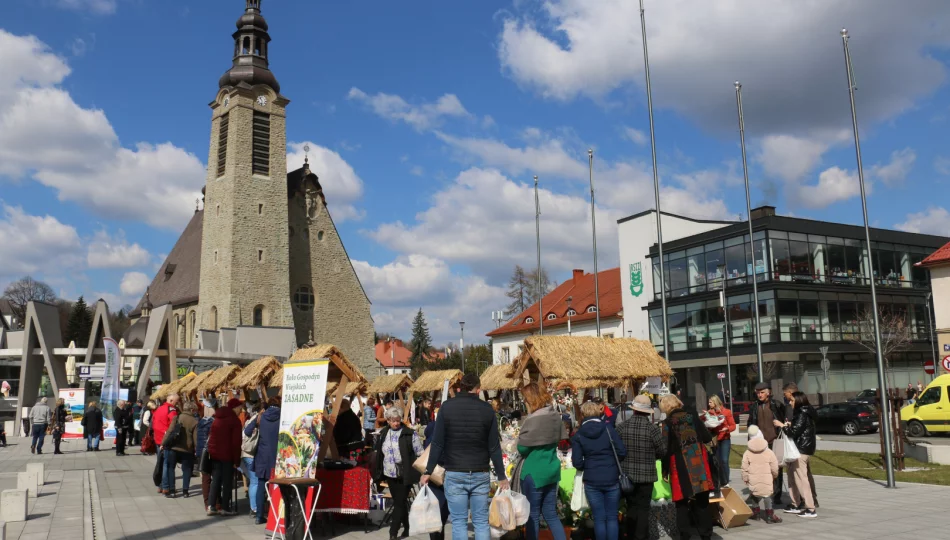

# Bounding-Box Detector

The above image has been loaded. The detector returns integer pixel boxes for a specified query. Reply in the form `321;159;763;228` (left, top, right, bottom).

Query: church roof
219;0;281;93
131;210;203;317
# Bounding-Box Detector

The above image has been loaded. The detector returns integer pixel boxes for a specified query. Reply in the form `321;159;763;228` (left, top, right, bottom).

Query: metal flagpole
719;264;733;412
639;0;669;361
589;150;602;337
735;82;765;381
841;28;895;488
535;175;543;336
927;293;938;383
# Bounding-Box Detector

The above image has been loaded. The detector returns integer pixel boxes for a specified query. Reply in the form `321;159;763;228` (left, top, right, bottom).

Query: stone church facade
130;0;375;374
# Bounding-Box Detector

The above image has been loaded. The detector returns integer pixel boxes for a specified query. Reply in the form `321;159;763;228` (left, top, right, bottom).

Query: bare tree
849;309;913;390
2;276;57;325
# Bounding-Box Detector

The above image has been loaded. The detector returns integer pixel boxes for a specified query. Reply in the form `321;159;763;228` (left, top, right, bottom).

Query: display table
265;477;322;540
313;466;372;515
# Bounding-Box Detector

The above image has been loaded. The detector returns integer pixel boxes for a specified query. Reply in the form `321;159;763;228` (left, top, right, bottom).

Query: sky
2;0;950;346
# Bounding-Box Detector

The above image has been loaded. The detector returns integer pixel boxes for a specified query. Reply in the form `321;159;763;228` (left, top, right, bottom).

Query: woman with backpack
165;402;199;498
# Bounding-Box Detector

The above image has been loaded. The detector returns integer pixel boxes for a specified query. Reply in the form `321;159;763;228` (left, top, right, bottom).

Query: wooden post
319;374;350;462
403;391;414;424
356;393;365;427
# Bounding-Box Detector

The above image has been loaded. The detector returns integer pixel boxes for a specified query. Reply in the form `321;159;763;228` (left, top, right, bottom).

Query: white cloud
435;131;588;180
790;166;865;209
347;88;473;131
756;134;835;183
409;165;424;177
0;204;82;281
871;148;916;186
895;207;950;236
287;142;365;222
86;230;151;269
622;127;647;146
936;156;950;176
56;0;117;14
119;272;149;297
498;0;950;137
0;30;205;230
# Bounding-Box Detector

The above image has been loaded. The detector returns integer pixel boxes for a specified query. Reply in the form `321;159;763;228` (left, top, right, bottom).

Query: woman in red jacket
707;395;736;488
206;398;243;516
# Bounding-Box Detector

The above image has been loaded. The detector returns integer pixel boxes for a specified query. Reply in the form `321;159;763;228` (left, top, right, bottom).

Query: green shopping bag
652;460;671;500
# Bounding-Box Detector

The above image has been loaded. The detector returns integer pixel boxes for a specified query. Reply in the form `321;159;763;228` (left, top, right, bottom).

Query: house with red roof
487;268;624;364
917;241;950;358
375;338;448;376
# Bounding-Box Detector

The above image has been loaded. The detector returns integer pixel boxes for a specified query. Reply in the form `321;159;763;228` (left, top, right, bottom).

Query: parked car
901;374;950;438
849;389;880;405
815;402;879;435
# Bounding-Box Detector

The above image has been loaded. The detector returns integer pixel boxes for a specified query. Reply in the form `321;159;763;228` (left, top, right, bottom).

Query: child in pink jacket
741;425;781;523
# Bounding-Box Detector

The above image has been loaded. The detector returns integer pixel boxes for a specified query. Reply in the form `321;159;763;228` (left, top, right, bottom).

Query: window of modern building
705;241;725;291
668;305;687;352
668;250;688;297
727;293;753;345
686;302;708;350
724;236;746;287
686;246;706;294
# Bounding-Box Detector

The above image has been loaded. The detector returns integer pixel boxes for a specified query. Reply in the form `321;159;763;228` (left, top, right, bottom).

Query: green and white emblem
630;262;644;297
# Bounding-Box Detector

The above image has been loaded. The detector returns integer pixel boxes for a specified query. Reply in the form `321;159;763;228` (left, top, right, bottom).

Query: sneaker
764;510;783;524
249;510;257;517
206;506;219;516
798;509;818;519
220;509;237;516
783;506;802;515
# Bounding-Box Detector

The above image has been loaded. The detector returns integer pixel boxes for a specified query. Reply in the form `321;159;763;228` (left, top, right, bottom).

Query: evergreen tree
504;265;530;318
65;296;93;347
408;308;433;376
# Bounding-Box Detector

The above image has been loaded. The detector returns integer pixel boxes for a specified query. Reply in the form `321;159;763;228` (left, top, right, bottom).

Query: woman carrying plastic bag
409;486;444;535
490;489;529;538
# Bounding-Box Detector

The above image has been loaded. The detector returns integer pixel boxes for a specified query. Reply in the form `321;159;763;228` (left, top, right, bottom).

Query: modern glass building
642;206;948;405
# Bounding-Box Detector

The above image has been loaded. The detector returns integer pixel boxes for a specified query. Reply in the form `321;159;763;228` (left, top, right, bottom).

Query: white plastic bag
509;490;530;526
782;431;802;464
408;486;443;535
489;490;517;531
703;414;722;429
571;471;588;512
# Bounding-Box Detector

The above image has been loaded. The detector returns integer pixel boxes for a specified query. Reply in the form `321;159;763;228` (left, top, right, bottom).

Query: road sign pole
820;346;830;406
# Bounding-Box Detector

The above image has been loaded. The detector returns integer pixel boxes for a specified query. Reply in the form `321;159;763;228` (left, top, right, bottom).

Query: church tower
199;0;293;330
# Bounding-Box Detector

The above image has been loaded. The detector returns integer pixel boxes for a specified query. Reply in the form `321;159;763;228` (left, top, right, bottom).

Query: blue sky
1;0;949;345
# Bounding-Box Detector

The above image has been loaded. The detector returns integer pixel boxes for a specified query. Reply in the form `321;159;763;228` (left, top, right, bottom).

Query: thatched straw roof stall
513;336;673;388
478;364;520;392
268;367;283;389
288;344;367;386
408;369;463;394
179;369;216;397
151;372;196;401
229;356;282;391
366;373;413;395
198;364;242;396
325;380;367;396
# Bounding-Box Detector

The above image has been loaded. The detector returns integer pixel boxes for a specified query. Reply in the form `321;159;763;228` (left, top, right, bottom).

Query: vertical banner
441;380;450;403
100;337;121;420
60;389;86;438
275;359;329;480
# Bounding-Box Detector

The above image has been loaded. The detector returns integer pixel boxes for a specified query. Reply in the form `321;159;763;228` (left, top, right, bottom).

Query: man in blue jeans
421;374;508;540
29;397;52;454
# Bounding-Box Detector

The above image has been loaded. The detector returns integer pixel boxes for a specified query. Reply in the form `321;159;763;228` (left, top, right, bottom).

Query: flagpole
535;175;543;336
640;0;669;360
589;150;602;337
734;82;765;381
841;27;895;488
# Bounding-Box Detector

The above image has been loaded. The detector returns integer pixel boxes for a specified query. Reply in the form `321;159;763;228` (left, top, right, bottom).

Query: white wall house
617;210;735;344
488;268;624;364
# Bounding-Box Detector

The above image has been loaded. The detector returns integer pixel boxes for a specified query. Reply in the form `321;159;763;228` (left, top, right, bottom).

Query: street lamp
567;296;573;336
927;293;938;383
459;322;466;374
389;336;395;375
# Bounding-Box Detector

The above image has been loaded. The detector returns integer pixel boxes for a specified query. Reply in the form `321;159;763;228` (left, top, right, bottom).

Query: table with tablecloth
312;466;373;514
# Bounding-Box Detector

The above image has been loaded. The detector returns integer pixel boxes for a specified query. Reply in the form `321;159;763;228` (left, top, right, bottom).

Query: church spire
218;0;280;92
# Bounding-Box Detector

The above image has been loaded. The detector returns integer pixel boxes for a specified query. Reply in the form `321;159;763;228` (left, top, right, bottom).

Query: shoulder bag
241;413;260;456
606;426;635;496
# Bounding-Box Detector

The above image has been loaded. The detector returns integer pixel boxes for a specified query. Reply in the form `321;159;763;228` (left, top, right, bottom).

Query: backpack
241;413;261;456
162;416;182;448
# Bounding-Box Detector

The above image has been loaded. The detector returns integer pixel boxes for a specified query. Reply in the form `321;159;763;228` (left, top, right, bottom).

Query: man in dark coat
246;397;280;525
113;400;133;456
53;398;68;455
748;382;788;506
81;402;104;452
333;399;364;458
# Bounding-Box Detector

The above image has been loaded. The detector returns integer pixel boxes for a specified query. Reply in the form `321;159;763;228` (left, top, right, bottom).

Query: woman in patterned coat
659;395;714;540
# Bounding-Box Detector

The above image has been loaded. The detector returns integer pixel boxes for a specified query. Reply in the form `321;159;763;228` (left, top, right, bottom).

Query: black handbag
607;426;635;496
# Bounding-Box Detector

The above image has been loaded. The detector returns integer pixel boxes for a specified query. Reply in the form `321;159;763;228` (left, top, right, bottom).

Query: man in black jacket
747;382;787;506
421;374;508;540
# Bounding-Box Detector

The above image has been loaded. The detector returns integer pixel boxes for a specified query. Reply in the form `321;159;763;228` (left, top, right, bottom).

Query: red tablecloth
313;467;372;514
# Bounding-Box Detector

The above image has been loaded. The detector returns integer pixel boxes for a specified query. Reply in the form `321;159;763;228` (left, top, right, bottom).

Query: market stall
229;355;282;402
197;364;242;404
178;369;216;401
407;369;462;399
365;373;414;422
150;371;196;401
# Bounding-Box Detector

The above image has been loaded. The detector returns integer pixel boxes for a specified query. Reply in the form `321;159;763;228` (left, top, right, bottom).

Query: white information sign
274;359;329;480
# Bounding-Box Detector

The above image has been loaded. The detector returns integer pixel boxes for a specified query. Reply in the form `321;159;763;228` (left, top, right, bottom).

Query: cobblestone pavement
3;434;950;539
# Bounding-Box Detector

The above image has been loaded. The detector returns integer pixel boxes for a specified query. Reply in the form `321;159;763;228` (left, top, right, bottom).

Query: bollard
25;463;44;488
0;490;27;522
16;471;38;497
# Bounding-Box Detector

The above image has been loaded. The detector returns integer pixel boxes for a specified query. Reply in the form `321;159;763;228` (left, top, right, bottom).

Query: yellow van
901;374;950;437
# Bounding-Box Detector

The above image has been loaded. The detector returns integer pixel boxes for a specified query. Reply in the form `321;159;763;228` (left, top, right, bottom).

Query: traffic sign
943;356;950;373
79;365;105;380
924;359;935;375
717;373;726;380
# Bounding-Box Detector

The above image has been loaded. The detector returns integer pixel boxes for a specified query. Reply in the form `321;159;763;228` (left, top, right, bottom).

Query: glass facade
653;229;933;300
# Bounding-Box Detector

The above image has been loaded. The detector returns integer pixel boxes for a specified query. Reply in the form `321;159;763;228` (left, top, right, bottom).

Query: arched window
546;313;556;320
188;310;196;348
525;317;535;324
177;315;185;348
253;305;264;327
294;286;315;312
210;306;218;331
567;309;577;317
586;306;597;314
242;36;251;54
254;38;261;56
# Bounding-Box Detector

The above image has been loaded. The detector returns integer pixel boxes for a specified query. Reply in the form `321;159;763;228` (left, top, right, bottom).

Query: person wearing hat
617;395;667;540
747;382;787;506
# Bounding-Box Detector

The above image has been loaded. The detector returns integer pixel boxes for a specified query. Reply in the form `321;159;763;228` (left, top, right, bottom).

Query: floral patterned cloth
382;427;423;478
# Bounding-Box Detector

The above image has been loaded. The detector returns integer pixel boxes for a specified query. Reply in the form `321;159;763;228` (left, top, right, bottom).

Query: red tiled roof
918;240;950;268
487;268;622;338
375;339;445;368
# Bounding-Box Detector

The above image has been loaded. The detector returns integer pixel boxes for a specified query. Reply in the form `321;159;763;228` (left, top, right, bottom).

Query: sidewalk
2;434;950;539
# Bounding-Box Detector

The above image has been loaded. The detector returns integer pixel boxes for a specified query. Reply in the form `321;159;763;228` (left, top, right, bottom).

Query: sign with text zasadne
629;262;644;297
275;359;329;480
